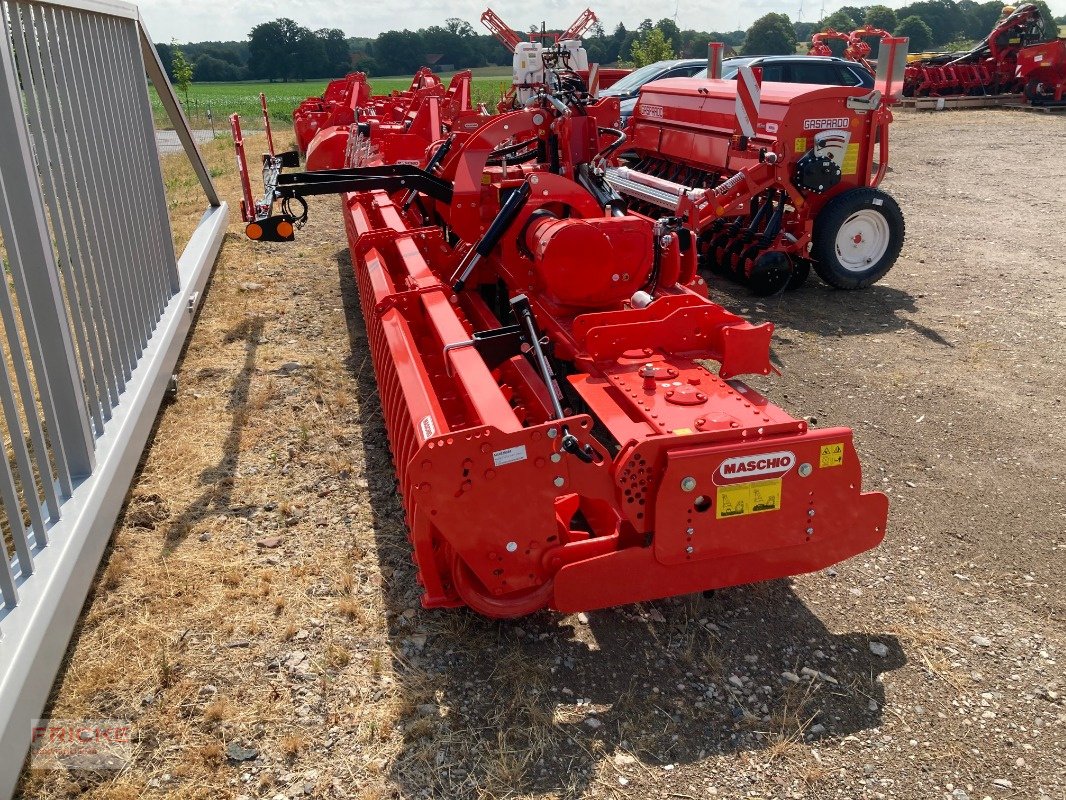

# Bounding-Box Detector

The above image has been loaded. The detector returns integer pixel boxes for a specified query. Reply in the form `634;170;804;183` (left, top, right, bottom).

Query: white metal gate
0;0;227;793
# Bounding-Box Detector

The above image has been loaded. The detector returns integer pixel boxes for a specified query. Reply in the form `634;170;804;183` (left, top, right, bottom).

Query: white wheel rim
835;209;890;272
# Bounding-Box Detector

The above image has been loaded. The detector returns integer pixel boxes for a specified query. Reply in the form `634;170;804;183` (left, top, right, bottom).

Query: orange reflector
277;220;294;238
246;222;263;240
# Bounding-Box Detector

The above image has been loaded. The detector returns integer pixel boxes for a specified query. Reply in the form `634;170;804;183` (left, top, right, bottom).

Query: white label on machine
493;445;528;467
419;416;436;441
716;450;796;483
803;117;850;130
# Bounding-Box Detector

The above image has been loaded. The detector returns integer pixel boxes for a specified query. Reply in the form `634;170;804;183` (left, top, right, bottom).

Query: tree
444;17;475;37
655;18;681;50
743;13;798;55
630;27;674;66
864;5;898;31
248;19;298;81
171;43;193;103
821;9;860;33
193;54;244;81
895;0;959;45
315;28;351;77
896;15;933;50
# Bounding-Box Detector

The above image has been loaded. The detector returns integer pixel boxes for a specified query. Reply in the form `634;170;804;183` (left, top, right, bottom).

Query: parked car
613;55;875;125
597;59;708;124
706;55;875;87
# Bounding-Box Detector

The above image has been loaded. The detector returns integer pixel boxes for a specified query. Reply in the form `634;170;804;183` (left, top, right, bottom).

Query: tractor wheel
746;251;793;297
450;552;553;619
787;257;811;290
810;188;904;289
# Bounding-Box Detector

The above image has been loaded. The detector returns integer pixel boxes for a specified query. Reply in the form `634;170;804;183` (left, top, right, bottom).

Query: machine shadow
334;249;906;798
705;271;953;347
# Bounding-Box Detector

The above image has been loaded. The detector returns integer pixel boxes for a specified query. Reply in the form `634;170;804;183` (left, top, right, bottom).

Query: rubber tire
810;187;904;290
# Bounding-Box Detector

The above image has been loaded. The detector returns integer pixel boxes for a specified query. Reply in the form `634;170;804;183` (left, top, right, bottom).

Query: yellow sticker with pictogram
820;442;844;468
716;478;782;519
841;143;859;176
794;137;807;154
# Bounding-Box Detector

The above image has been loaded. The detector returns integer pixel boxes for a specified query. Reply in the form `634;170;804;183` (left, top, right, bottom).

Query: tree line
159;3;1066;83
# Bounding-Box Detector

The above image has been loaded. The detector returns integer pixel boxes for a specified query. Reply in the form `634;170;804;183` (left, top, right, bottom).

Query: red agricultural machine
233;40;896;618
809;25;891;73
902;3;1066;103
480;7;629;109
611;37;908;294
292;68;480;158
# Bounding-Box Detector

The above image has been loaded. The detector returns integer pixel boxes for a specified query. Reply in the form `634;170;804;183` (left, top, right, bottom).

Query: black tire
811;187;904;289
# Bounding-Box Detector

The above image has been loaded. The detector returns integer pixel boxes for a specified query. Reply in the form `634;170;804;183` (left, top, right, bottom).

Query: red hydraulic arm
481;8;523;52
560;8;598;41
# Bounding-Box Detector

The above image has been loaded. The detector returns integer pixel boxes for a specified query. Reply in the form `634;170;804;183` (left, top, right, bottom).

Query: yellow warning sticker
841;142;859;176
673;427;693;436
716;478;782;519
794;136;807;154
820;442;844;468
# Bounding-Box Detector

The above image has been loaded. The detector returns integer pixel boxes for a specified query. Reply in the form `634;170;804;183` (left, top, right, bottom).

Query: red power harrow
293;69;480;161
902;3;1065;103
612;38;908;295
233;58;889;618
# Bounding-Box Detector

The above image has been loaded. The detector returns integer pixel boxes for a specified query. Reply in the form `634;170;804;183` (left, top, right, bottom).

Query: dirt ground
15;109;1066;800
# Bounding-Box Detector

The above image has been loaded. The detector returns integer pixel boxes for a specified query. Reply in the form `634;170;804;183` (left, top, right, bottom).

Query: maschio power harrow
233;48;891;618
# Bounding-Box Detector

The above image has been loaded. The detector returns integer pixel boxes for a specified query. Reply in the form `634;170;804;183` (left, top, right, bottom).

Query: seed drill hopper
233;54;890;617
610;38;909;295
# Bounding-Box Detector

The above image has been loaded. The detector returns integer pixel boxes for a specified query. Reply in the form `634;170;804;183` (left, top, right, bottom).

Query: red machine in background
809;25;891;73
610;38;908;295
293;69;478;157
480;6;629;108
233;45;890;617
902;3;1065;102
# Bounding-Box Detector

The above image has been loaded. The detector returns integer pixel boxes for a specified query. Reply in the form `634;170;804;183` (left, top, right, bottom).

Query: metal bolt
806;527;814;535
798;463;813;477
686;527;694;535
686;546;694;554
808;509;815;517
547;427;558;439
681;476;697;492
550;453;561;463
506;541;518;552
553;476;565;487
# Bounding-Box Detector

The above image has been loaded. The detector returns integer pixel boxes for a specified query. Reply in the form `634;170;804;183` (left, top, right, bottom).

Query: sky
141;0;1066;44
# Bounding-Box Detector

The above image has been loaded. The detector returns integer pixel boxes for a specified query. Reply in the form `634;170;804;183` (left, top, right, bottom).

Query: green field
152;70;512;131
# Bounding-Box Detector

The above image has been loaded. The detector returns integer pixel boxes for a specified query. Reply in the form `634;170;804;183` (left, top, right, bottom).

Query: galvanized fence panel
0;0;228;794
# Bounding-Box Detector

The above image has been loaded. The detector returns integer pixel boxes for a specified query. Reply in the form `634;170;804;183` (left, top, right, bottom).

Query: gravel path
17;111;1066;800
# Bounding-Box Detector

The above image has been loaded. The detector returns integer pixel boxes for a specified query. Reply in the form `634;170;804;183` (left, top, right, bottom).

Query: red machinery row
900;4;1065;103
231;32;909;618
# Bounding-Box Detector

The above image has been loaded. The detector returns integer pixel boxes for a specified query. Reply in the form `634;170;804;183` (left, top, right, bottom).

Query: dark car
598;59;708;124
615;55;875;124
707;55;875;88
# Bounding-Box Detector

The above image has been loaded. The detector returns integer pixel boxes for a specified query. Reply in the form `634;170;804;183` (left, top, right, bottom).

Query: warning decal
841;142;859;176
716;478;782;519
820;443;844;468
794;136;807;154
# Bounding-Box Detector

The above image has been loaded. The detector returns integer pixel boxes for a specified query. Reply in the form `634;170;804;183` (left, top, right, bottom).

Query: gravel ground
15;109;1066;800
